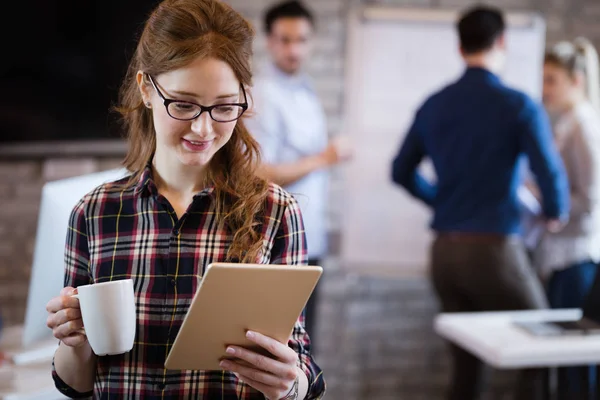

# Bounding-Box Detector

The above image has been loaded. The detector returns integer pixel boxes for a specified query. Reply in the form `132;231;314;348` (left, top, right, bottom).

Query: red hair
117;0;268;262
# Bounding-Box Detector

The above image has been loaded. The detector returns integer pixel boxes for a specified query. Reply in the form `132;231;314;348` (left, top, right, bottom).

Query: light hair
545;37;600;110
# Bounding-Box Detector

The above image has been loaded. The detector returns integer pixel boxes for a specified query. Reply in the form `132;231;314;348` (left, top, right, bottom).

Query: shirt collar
263;62;314;91
134;163;155;197
463;66;502;85
134;162;215;199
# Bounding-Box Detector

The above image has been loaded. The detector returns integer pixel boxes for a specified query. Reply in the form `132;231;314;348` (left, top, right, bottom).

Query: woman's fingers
219;359;286;390
46;293;79;314
224;344;295;380
45;287;88;347
60;332;88;348
46;305;81;331
53;317;84;339
55;307;82;327
244;331;298;365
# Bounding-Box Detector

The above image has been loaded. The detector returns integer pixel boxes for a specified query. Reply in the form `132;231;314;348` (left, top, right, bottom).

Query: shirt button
171;279;177;286
158;382;166;390
173;228;180;236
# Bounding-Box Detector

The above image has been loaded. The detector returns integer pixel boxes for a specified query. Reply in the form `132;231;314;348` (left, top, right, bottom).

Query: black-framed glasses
146;74;248;123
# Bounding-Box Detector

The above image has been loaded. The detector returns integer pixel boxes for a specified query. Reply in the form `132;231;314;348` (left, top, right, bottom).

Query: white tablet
164;262;322;371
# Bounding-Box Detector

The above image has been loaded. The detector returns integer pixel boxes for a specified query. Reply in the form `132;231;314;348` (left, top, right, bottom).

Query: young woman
44;0;325;398
537;37;600;397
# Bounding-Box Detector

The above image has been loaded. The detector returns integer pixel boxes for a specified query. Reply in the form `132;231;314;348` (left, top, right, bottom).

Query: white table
0;326;67;400
434;309;600;369
435;309;600;399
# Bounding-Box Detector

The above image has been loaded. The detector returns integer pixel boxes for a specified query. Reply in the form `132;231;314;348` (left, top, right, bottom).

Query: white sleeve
568;121;600;216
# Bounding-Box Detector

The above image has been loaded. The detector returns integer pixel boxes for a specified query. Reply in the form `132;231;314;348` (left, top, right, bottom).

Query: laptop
515;271;600;336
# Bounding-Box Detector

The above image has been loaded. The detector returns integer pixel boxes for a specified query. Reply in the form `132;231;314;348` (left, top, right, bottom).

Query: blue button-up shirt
391;67;569;234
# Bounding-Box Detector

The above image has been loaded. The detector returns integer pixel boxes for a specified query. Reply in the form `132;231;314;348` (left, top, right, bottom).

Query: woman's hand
46;287;87;348
220;330;300;400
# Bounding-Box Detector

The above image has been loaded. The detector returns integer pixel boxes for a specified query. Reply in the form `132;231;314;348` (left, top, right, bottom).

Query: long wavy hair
117;0;269;262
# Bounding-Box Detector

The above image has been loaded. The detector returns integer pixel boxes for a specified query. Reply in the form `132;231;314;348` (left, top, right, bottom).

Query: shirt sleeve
566;122;600;217
270;196;325;399
51;197;94;399
391;107;437;206
517;98;570;219
244;85;284;164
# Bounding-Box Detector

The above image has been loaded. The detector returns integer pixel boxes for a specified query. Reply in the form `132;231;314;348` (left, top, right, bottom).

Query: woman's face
543;62;579;114
138;57;244;168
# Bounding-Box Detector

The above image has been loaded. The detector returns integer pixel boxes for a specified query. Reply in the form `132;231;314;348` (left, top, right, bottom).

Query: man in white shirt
246;0;350;349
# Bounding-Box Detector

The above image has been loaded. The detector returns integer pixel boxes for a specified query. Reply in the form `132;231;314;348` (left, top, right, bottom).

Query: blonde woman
538;37;600;398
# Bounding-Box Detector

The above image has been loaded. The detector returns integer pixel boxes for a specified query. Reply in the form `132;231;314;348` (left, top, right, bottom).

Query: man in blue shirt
246;1;351;351
391;6;569;400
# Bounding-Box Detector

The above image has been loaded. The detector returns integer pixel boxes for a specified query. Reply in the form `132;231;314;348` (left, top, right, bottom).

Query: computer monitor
22;168;128;347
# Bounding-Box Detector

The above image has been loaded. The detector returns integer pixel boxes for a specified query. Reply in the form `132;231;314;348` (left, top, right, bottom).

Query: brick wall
1;1;599;398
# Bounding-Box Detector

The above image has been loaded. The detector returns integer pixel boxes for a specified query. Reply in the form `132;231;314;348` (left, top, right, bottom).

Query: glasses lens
168;102;201;120
210;105;245;122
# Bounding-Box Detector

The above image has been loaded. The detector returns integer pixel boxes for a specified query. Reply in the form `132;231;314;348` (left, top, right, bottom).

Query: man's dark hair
457;6;506;54
264;1;315;34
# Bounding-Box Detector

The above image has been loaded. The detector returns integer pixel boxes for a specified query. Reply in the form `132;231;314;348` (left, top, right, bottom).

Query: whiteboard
340;7;546;275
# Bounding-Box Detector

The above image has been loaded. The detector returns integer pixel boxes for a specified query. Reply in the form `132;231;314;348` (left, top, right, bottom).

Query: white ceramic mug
73;279;136;356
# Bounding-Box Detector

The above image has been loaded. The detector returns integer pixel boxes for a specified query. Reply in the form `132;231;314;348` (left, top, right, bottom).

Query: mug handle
70;293;86;335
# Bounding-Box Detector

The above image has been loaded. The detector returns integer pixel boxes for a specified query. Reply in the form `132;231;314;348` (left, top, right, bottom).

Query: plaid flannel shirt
51;166;325;399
